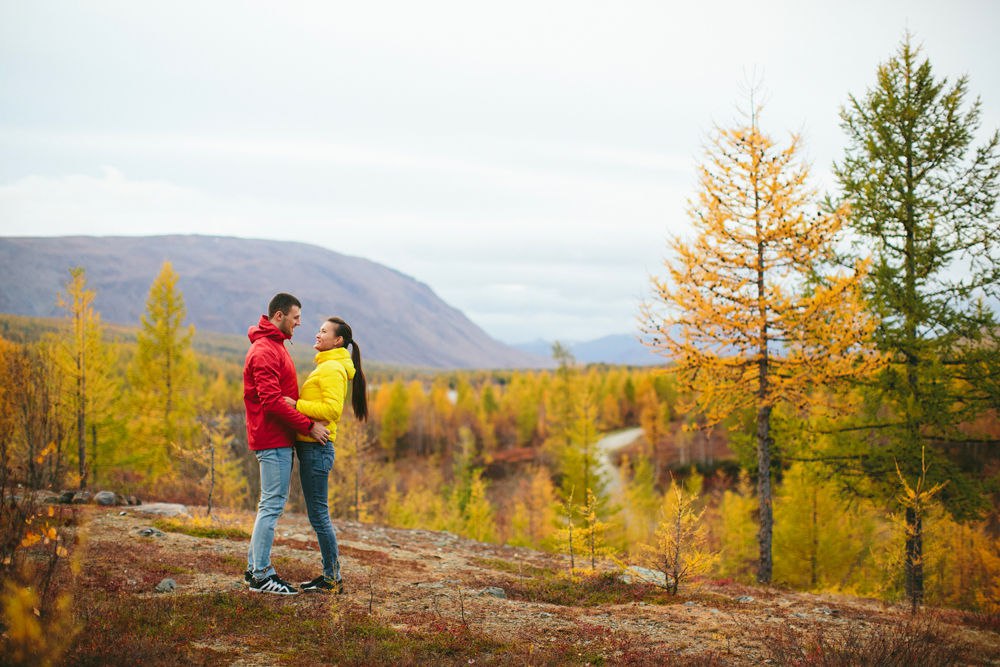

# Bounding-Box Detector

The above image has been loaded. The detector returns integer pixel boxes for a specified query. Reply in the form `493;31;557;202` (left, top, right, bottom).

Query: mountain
514;333;664;366
0;235;545;369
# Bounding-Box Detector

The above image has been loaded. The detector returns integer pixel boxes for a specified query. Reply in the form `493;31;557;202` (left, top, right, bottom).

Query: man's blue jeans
247;446;293;580
295;440;341;582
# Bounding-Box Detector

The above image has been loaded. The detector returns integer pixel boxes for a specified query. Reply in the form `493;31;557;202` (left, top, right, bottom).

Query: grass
151;516;251;541
499;568;678;607
69;592;514;666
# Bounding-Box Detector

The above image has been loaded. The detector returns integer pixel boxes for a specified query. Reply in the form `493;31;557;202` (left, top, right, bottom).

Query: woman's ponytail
329;317;368;421
348;340;368;421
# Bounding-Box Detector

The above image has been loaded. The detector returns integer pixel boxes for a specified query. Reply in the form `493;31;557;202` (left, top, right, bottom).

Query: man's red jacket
243;316;313;450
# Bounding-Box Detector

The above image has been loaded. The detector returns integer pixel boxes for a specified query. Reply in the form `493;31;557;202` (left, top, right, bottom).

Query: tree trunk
207;438;215;517
77;344;87;490
811;486;818;588
905;506;923;611
756;403;773;584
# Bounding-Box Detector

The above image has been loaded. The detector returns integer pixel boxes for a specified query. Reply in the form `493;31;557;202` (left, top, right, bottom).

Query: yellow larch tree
507;466;558;549
642;103;881;583
634;477;718;595
126;261;199;484
772;462;877;590
714;470;758;581
52;267;120;489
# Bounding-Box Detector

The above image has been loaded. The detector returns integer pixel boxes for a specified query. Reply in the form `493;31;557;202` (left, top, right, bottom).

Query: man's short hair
268;293;301;318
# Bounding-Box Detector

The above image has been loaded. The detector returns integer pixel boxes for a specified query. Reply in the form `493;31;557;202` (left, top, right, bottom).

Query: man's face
275;305;301;337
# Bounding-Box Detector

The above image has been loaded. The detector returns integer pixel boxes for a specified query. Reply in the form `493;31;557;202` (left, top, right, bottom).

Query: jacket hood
248;315;291;343
316;347;356;380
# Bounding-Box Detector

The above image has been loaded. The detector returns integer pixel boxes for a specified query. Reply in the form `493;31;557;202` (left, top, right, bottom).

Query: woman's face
314;321;343;352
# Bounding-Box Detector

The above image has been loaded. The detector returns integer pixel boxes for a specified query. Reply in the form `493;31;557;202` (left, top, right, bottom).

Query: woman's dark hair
328;317;368;421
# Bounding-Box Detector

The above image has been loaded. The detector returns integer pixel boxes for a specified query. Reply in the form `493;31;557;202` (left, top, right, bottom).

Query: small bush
760;615;974;666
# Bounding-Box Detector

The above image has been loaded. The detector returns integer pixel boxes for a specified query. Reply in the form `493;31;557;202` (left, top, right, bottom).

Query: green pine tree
834;33;1000;605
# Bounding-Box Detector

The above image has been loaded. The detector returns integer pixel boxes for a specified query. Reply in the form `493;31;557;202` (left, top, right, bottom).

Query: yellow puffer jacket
295;347;356;444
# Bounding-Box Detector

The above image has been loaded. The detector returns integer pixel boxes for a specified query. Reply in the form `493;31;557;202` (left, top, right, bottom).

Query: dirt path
595;427;643;500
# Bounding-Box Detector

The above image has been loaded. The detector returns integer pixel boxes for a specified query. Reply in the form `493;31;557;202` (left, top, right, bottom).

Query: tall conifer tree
127;261;199;480
834;34;1000;606
53;267;119;489
643;102;880;583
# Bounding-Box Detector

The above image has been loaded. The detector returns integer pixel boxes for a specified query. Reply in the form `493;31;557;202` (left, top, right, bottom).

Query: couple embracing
242;292;368;595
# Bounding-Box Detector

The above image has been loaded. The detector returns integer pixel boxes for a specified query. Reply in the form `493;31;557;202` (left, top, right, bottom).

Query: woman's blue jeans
247;446;293;580
295;440;341;582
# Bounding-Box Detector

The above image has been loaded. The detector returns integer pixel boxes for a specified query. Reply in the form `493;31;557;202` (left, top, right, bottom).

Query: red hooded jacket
243;316;313;450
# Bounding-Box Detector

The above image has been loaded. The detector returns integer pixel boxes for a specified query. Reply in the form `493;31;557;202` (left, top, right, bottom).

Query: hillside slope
0;235;544;368
58;504;1000;665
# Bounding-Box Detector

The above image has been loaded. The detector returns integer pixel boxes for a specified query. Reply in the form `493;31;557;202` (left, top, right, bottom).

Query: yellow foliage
635;478;718;594
641;112;883;424
506;467;558;549
713;471;758;581
1;581;76;666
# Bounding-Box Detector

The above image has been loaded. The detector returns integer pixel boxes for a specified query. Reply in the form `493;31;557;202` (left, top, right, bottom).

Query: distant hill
0;235;546;369
514;333;665;366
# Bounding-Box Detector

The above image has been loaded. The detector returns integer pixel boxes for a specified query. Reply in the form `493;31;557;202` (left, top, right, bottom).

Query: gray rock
812;606;836;615
479;587;506;599
736;595;755;603
626;566;668;587
72;491;93;504
134;503;188;517
684;601;698;607
137;527;165;538
94;490;118;506
154;578;176;593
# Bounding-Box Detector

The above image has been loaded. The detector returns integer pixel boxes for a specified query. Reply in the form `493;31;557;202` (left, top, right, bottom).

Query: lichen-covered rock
155;578;176;593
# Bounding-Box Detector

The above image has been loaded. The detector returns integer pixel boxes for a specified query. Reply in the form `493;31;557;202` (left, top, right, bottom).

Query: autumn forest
2;36;999;663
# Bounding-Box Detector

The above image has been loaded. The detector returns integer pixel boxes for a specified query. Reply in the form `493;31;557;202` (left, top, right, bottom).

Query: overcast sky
2;1;998;344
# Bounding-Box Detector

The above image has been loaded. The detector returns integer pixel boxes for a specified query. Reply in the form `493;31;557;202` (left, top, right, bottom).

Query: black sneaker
244;569;253;586
301;575;343;593
249;573;299;595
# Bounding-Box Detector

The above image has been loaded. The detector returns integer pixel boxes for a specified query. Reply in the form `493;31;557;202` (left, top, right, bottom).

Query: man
244;292;330;595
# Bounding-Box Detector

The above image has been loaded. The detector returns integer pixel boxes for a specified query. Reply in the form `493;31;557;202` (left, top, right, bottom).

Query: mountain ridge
1;235;545;369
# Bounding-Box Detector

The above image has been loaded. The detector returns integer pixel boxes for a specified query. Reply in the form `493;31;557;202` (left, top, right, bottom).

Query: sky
2;1;999;344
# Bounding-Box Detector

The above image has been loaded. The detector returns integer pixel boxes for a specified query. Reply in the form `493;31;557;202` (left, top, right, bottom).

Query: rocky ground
57;503;1000;666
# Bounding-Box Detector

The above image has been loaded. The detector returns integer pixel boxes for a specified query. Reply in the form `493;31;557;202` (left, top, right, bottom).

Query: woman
283;316;368;593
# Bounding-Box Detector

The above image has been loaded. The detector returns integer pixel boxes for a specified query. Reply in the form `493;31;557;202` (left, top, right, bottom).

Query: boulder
479;587;507;599
94;491;118;506
58;490;75;504
71;491;93;504
154;578;176;593
625;566;668;587
137;527;166;538
134;503;188;517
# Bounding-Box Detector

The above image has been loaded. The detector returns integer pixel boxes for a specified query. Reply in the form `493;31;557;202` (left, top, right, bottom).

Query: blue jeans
295;440;341;582
247;447;293;580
